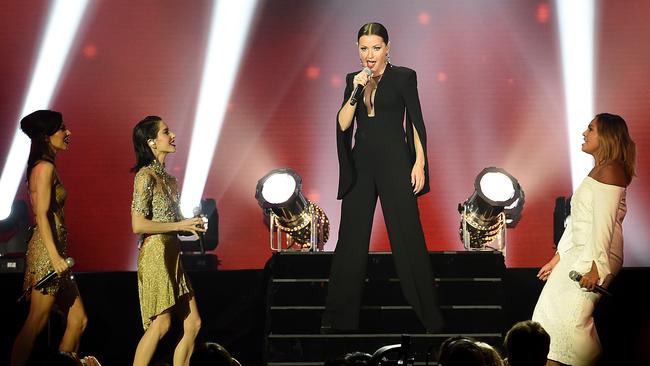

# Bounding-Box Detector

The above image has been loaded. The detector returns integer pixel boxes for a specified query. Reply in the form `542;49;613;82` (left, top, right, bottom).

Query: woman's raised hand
353;69;371;89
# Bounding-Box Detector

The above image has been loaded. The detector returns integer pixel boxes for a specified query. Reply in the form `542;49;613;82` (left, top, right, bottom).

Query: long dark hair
19;110;63;181
357;22;389;43
131;115;162;173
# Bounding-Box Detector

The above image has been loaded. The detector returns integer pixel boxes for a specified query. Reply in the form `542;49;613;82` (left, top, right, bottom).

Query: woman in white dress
532;113;636;366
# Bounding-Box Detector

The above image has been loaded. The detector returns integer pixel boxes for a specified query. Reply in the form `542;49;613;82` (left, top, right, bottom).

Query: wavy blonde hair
595;113;636;180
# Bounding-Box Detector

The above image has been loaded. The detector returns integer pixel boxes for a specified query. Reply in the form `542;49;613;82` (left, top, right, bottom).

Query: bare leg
59;295;88;353
132;312;172;366
173;297;201;366
10;289;57;366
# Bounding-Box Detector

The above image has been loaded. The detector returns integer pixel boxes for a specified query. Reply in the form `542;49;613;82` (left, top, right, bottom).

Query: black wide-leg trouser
322;139;443;332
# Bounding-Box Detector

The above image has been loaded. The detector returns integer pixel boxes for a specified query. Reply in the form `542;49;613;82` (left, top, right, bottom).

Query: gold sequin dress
131;160;193;330
23;175;79;299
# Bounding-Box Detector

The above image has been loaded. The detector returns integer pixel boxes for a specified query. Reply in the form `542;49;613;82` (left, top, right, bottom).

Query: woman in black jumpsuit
321;22;443;333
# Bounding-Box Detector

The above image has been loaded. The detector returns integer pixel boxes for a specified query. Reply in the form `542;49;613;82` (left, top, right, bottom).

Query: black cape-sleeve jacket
335;64;430;200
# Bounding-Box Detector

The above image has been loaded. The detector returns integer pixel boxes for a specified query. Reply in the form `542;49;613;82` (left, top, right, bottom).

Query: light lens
479;172;515;203
261;173;296;204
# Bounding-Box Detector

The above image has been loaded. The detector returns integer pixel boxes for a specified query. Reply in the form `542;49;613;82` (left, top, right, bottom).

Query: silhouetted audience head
503;320;550;366
475;341;504;366
45;351;83;366
190;342;241;366
324;351;372;365
438;336;486;366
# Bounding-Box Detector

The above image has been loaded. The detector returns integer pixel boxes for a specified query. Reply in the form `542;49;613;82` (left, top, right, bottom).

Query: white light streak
180;0;257;217
0;0;89;220
557;0;595;189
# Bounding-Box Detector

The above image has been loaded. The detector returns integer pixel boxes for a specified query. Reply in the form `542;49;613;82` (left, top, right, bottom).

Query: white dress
532;176;626;366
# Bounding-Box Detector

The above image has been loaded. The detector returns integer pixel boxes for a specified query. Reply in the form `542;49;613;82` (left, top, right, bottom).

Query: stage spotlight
504;190;526;228
255;168;329;252
458;167;524;253
553;196;571;247
0;200;30;273
178;198;219;270
179;198;218;254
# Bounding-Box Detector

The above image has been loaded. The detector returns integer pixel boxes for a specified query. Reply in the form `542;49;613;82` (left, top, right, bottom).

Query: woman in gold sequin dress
130;116;204;366
11;110;88;366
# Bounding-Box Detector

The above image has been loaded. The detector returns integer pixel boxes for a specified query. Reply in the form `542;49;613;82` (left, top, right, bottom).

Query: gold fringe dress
131;160;193;330
23;175;79;301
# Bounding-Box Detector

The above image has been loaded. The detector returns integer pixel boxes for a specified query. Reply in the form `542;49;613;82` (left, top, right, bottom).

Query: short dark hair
190;342;237;366
438;336;485;366
503;320;550;366
131;115;162;173
20;110;63;181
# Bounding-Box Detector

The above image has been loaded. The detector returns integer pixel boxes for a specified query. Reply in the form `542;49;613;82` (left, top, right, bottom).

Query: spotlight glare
0;0;89;220
261;173;297;204
557;0;595;189
479;172;515;203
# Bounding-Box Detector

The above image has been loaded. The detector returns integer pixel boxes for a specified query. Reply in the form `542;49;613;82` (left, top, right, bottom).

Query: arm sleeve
571;183;624;285
336;73;356;199
131;171;154;218
556;215;573;257
402;69;430;196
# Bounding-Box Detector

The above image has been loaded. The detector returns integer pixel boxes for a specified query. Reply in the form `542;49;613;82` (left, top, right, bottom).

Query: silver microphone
192;207;208;254
350;67;373;106
568;270;612;296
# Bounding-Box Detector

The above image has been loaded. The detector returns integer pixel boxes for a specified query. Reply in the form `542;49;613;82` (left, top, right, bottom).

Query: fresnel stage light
255;168;329;251
458;167;525;254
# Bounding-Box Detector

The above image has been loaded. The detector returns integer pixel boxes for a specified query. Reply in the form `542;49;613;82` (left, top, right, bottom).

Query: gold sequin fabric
131;160;193;330
23;178;79;298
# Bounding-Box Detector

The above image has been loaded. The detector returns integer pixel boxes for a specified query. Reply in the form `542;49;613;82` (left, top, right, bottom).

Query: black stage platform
1;252;649;365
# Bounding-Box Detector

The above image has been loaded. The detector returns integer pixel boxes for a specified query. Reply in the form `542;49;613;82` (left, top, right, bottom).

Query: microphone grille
362;67;372;76
568;270;580;281
66;257;75;268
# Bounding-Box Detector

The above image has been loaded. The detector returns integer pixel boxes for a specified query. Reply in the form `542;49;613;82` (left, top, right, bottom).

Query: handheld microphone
569;270;612;296
350;67;372;106
34;257;75;290
16;257;74;302
192;207;208;254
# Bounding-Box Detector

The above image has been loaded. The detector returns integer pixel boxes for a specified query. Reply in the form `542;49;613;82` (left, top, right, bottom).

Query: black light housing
179;198;218;254
553;196;571;246
0;200;30;257
458;167;524;252
255;168;329;251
